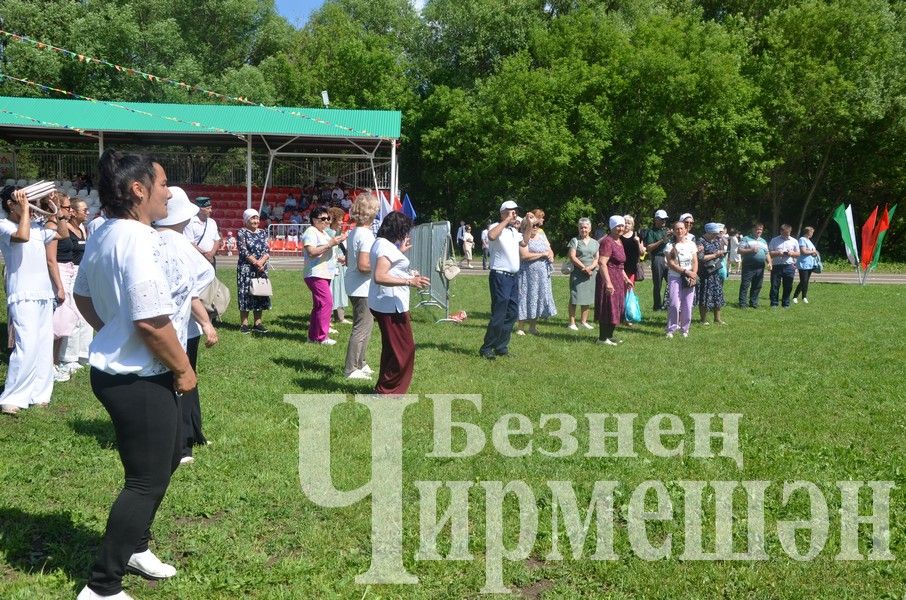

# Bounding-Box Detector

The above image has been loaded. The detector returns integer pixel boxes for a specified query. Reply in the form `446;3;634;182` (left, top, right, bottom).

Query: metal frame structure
0;97;400;208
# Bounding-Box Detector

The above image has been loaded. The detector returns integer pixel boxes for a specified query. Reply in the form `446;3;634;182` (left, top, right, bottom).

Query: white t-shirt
368;238;411;313
184;216;221;253
481;229;489;249
74;219;175;376
344;226;375;298
488;224;521;273
0;219;56;303
667;240;697;279
302;226;335;279
158;229;215;341
769;235;799;266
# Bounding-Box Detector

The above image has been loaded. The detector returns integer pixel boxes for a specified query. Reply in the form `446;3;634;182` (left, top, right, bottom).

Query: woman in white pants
0;186;62;415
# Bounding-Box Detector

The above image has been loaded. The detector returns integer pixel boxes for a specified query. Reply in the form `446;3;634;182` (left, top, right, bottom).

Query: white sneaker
328;327;339;334
666;332;674;339
596;338;619;346
339;319;353;324
361;364;374;376
319;338;337;346
77;586;134;600
515;330;526;336
179;456;194;465
64;362;84;374
792;298;798;304
581;322;594;330
567;323;579;331
682;332;689;338
126;549;177;580
53;365;71;382
803;298;809;304
346;369;371;380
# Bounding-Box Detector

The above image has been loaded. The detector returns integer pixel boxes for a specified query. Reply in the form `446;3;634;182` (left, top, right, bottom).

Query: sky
274;0;324;25
274;0;425;26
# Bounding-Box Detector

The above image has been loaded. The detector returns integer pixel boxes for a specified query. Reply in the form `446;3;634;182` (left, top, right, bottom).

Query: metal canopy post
246;136;253;209
98;131;104;157
390;139;397;209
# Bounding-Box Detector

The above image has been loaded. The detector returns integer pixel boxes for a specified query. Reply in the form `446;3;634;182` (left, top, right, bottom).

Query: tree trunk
796;144;831;235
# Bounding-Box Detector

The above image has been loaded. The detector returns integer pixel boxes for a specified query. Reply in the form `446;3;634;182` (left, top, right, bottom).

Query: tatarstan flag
869;204;897;271
860;205;880;271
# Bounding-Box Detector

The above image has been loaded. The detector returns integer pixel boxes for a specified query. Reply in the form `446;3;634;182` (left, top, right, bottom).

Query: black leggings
88;368;180;596
599;321;616;341
181;335;206;457
793;268;813;299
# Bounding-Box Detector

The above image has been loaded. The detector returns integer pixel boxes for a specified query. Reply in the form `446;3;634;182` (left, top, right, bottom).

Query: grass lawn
1;269;905;599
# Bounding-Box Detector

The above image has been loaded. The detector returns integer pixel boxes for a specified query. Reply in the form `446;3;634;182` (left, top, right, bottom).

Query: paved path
216;255;906;284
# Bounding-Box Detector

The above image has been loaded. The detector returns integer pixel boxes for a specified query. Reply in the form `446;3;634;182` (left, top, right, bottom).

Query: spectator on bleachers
260;201;272;220
284;193;298;211
332;182;344;204
225;231;237;256
299;195;311;211
289;209;303;225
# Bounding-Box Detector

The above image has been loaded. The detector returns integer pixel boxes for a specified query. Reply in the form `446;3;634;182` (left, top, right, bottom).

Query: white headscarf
609;215;626;229
243;208;259;224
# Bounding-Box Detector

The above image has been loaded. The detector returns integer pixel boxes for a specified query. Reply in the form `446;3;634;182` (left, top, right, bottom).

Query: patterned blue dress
237;227;271;311
517;235;557;320
696;237;726;309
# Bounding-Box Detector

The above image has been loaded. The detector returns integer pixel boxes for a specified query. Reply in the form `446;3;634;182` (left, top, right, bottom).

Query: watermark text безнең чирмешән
284;394;895;594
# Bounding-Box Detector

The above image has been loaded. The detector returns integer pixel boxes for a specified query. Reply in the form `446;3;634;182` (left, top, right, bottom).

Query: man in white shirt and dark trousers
479;201;532;360
768;223;800;308
183;196;221;267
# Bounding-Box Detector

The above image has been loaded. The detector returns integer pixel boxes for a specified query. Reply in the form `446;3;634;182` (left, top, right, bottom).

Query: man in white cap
642;209;670;310
479;200;533;360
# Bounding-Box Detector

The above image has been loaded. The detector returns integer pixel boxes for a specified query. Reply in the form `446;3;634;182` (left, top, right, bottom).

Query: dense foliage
1;0;903;256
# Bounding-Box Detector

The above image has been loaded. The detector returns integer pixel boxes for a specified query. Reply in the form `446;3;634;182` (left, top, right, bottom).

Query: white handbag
251;277;273;297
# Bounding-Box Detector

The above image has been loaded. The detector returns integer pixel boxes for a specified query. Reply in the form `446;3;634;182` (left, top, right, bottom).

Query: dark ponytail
98;149;158;219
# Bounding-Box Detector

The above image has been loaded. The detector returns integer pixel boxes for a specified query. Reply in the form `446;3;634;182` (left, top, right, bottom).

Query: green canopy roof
0;96;400;150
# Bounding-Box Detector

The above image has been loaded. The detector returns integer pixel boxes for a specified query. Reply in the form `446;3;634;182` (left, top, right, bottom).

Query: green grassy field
1;271;905;599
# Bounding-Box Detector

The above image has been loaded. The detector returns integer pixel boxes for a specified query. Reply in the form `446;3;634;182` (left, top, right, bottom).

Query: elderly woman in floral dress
515;210;556;335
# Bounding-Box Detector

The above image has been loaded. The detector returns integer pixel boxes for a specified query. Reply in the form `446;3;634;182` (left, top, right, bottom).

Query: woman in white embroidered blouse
73;149;197;599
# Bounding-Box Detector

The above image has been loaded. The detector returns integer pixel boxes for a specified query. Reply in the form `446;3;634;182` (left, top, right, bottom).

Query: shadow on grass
272;356;334;375
418;341;476;356
0;507;98;582
69;417;117;449
291;376;374;395
270;315;309;329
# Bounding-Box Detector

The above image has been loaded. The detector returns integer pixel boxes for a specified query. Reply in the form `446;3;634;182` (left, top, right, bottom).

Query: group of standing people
239;192;431;394
480;201;823;354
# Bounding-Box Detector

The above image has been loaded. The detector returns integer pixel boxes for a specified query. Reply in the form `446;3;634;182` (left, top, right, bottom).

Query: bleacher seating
180;184;307;254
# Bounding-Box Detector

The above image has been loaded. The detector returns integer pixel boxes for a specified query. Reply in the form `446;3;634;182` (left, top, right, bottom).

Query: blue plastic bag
624;289;642;323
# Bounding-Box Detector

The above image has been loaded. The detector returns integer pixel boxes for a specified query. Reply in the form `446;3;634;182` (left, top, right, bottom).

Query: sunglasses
315;216;330;221
60;205;72;209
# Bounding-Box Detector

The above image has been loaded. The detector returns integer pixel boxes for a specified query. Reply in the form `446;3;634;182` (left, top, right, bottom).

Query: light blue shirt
797;236;816;270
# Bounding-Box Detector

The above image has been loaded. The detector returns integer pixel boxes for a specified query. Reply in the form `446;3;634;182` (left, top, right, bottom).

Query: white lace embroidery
127;279;173;321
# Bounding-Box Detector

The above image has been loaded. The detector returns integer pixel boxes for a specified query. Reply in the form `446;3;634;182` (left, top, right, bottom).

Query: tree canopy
1;0;903;256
